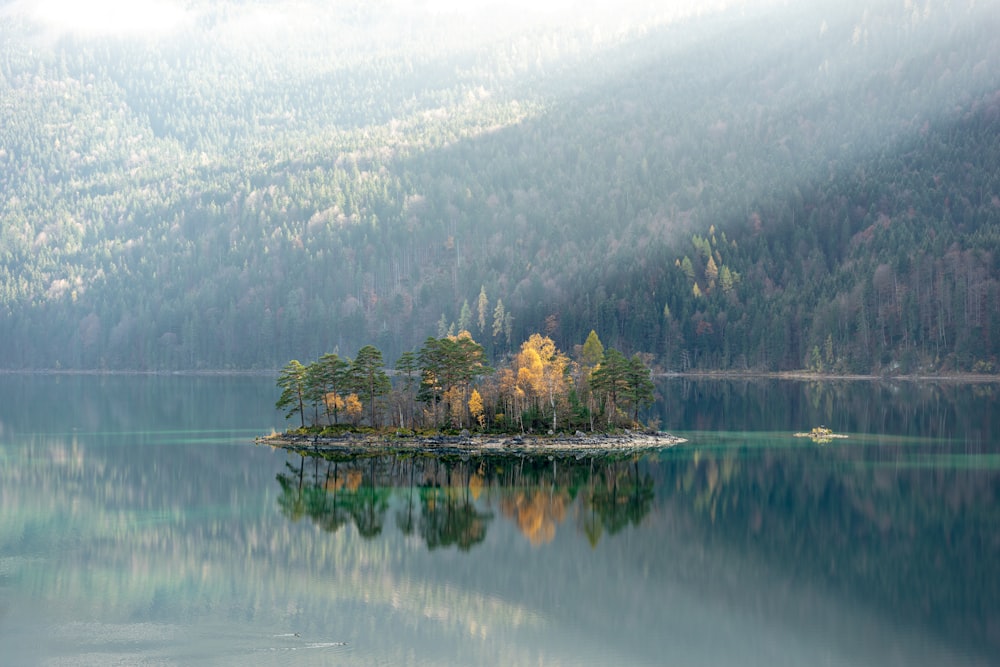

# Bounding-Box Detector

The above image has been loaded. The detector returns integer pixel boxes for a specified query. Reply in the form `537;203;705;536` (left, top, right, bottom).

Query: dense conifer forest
1;0;999;372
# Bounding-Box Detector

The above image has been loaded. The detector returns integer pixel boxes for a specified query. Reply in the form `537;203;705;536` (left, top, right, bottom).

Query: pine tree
458;299;472;333
276;360;308;428
590;349;630;427
349;345;391;427
626;354;656;424
492;299;506;340
476;286;489;334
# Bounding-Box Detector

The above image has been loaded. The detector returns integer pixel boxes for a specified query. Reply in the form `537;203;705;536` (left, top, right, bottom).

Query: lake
1;374;997;666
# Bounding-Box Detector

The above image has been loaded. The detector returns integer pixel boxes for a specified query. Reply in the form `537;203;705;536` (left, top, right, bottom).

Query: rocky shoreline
257;430;686;457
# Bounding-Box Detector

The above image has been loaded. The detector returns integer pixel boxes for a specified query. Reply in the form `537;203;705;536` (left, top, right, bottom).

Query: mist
1;0;998;372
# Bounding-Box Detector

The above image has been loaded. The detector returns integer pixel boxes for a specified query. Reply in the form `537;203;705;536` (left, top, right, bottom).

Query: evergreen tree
590;349;630;427
276;360;308;428
492;300;506;341
349;345;391;428
313;352;350;424
476;286;489;334
626;354;656;424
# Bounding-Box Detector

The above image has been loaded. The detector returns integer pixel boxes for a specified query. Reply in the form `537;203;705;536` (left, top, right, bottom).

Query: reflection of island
275;451;656;550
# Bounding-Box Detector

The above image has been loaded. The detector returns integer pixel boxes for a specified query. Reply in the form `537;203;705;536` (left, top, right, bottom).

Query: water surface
0;375;997;665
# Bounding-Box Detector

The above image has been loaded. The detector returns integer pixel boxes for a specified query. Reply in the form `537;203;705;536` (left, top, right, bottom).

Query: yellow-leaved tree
497;367;525;431
345;393;363;426
324;392;345;423
468;388;485;429
514;333;569;432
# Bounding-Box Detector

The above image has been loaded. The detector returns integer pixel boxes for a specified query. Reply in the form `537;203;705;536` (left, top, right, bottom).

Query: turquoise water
0;375;997;665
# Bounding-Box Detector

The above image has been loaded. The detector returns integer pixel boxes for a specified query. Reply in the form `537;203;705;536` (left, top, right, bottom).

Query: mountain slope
1;0;998;371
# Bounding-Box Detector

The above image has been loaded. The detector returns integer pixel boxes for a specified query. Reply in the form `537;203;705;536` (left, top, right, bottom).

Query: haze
0;0;998;373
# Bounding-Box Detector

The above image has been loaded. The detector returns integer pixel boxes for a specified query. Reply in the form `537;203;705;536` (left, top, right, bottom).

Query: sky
5;0;760;43
9;0;190;38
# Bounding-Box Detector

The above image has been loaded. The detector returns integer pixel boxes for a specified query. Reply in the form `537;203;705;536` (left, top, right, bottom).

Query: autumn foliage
278;329;656;432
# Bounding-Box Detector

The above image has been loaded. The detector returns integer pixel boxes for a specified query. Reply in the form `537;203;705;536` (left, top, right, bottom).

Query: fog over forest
1;0;998;372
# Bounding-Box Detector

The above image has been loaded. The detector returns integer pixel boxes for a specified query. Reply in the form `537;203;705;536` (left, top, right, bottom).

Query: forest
1;0;999;373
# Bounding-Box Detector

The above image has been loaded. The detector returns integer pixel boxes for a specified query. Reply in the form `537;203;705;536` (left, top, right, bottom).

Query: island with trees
260;329;684;454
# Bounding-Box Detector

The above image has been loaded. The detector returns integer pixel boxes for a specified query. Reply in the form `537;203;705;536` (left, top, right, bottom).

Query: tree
476;286;489;334
458;299;472;333
468;388;485;429
680;256;695;280
394;350;419;428
706;255;719;287
310;352;349;425
720;264;735;293
349;345;391;427
276;360;308;428
590;349;630;427
395;350;419;389
325;392;346;423
576;330;605;431
418;332;491;428
318;354;351;424
514;333;569;432
492;299;506;341
345;393;363;426
626;354;656;424
809;345;823;373
581;330;604;369
303;361;326;425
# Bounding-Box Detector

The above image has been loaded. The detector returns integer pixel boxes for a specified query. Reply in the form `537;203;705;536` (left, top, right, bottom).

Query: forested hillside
2;0;999;372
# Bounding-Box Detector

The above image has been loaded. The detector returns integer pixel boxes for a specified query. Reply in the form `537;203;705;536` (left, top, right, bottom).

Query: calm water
0;374;997;666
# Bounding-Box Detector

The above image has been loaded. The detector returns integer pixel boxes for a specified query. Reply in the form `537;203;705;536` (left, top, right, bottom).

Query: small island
794;426;849;444
259;429;685;457
261;329;685;455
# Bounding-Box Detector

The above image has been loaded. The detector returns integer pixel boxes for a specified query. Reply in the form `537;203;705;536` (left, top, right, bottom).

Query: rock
460;429;471;438
575;430;586;437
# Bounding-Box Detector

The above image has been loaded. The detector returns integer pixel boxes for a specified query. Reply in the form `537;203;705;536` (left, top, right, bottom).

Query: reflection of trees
658;442;1000;657
420;489;491;551
584;460;655;539
417;459;492;551
277;455;388;538
276;460;304;520
658;378;998;445
500;488;568;546
276;451;657;550
395;459;419;536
